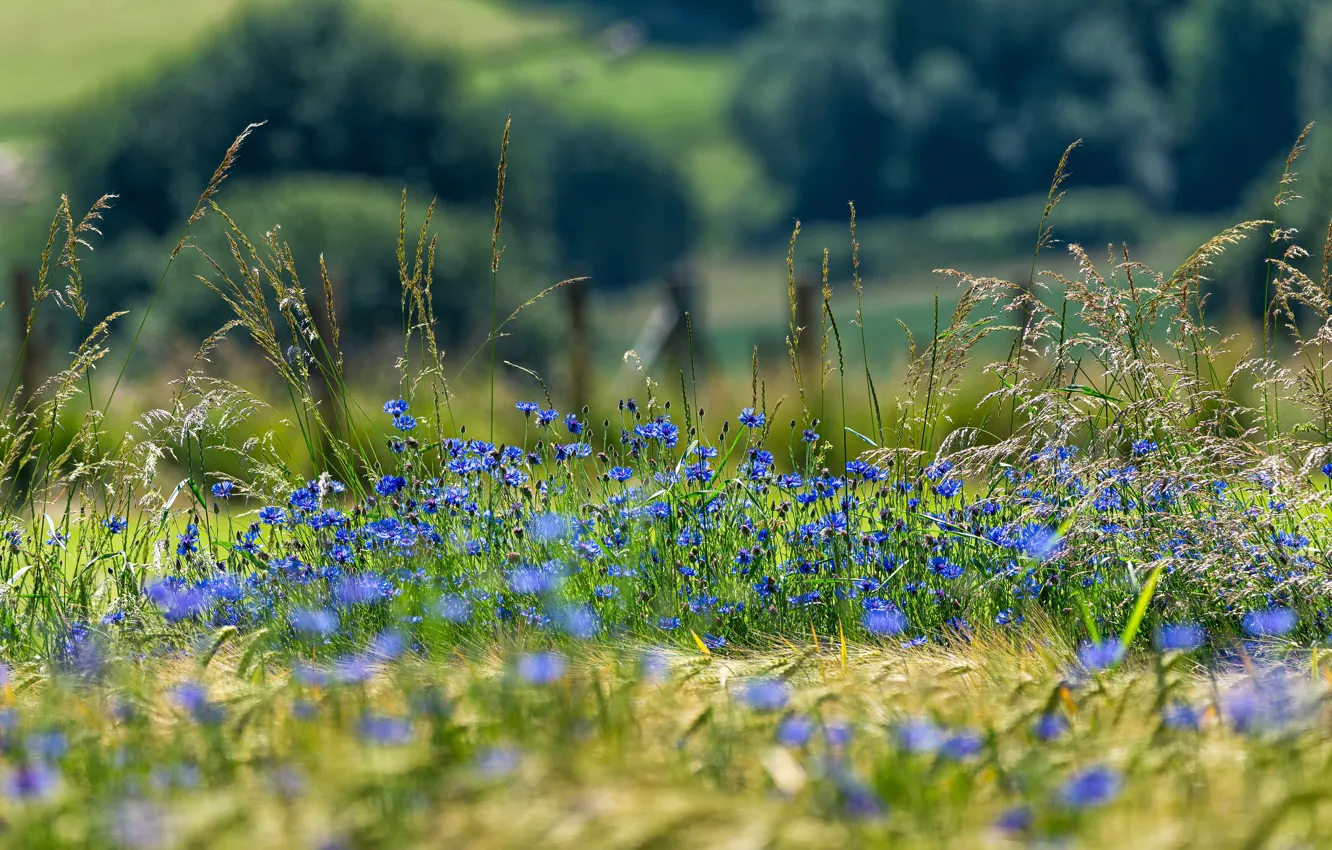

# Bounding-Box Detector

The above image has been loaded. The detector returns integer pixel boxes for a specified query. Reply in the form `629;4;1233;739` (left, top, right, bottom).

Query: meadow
4;125;1332;849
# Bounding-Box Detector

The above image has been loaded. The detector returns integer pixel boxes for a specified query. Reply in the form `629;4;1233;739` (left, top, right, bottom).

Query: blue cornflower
289;486;319;513
1132;439;1159;456
515;401;539;415
657;616;681;631
929;556;963;580
359;715;413;746
383;399;409;416
564;414;584;435
933;478;963;499
738;678;789;711
924;460;954;482
684;462;714;484
502;468;528;488
103;515;128;535
291;608;338;636
46;530;68;548
1078;639;1124;672
593;585;619;600
897;718;944;754
801;428;819;443
393;414;417;432
776;714;816;747
517;651;567;685
739;407;765;429
865;608;907;636
536;408;559;427
608;466;633;482
211;481;234;499
258;506;287;526
1242;607;1297;637
940;730;984;761
374;475;407;497
1060;766;1121;808
3;762;59;800
176;523;199;557
1034;713;1067;741
1156;623;1205;652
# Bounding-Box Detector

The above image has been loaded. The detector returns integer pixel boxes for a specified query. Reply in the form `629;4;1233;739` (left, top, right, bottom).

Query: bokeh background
0;0;1329;406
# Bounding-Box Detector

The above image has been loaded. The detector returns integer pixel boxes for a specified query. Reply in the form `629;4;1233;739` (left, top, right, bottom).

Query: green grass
0;0;571;129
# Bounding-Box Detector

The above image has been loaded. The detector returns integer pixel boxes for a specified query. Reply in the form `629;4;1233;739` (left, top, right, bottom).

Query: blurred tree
732;0;1172;222
54;0;490;238
523;0;763;44
730;0;900;220
1169;0;1309;211
545;123;695;290
50;0;695;356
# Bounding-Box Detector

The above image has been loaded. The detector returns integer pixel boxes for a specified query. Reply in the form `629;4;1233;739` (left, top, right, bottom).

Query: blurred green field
0;0;774;236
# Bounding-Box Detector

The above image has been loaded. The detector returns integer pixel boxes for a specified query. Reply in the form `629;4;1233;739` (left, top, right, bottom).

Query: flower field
4;134;1332;847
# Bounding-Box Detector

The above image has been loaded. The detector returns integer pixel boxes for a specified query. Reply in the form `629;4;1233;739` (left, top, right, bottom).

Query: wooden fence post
565;277;591;412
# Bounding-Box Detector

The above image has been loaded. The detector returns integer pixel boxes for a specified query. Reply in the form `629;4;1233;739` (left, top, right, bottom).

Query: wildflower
383;399;409;416
3;762;58;800
657;616;681;631
517;652;567;685
940;730;984;761
475;746;522;779
1060;766;1121;808
46;530;68;548
176;523;199;557
334;573;385;606
536;408;559;427
801;428;819;443
777;714;816;747
1078;639;1124;672
864;608;907;636
556;604;600;639
1132;439;1159;456
608;466;633;482
173;683;223;724
924;460;953;481
515;401;539;415
564;414;583;435
359;715;413;746
393;413;417;432
1034;713;1067;741
739;407;765;428
211;481;234;499
1242;607;1297;638
1162;702;1202;730
995;806;1033;834
291;608;338;636
933;478;963;499
289;486;319;512
374;475;406;497
103;515;128;535
258;506;287;526
897;718;944;754
738;678;789;712
1156;623;1205;652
